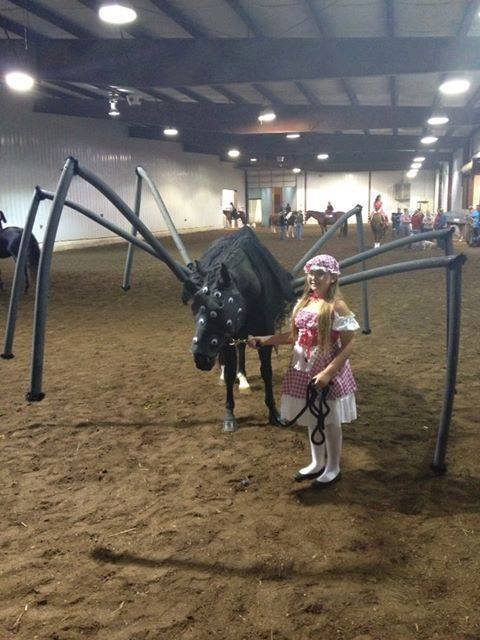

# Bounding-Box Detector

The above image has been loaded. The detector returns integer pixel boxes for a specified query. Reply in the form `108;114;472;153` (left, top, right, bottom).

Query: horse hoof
268;412;286;427
121;285;131;291
1;352;14;359
222;417;238;432
238;385;252;394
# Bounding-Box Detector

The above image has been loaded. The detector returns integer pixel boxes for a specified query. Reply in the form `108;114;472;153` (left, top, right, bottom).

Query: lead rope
282;381;331;445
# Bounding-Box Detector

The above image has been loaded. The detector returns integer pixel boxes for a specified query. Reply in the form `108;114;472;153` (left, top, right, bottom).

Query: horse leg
218;351;225;385
258;345;282;425
0;269;3;291
236;343;251;394
222;344;238;432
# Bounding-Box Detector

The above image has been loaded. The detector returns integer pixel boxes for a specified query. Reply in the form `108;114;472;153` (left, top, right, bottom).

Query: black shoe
294;467;325;482
311;471;341;489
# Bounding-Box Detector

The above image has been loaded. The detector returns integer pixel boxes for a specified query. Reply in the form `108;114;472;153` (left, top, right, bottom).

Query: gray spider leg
2;187;42;359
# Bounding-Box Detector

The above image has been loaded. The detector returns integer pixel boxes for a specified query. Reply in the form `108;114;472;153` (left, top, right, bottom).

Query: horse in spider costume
0;211;40;292
183;226;296;430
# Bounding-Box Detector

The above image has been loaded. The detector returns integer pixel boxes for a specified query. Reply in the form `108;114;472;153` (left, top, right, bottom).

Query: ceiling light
5;71;35;92
250;158;257;162
258;108;276;123
227;148;240;158
317;153;329;160
439;78;470;95
411;162;422;169
420;136;438;145
163;128;178;136
406;170;418;179
292;167;301;174
427;115;449;126
99;3;137;24
108;96;120;117
286;133;300;139
413;156;425;162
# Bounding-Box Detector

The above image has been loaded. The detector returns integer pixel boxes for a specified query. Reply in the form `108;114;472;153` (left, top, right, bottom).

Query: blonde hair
291;277;344;353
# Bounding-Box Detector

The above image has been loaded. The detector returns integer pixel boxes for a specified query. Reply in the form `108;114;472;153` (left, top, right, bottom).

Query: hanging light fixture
317;153;329;160
250;158;258;162
406;170;418;179
108;95;120;117
292;167;301;174
286;133;300;139
411;162;422;169
258;108;276;123
420;136;438;145
427;115;449;126
5;70;35;92
163;127;178;136
413;156;425;162
227;148;240;158
439;78;470;95
99;3;137;24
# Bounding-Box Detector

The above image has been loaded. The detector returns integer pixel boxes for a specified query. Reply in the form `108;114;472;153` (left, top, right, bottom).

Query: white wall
451;148;464;212
0;93;244;243
297;169;435;222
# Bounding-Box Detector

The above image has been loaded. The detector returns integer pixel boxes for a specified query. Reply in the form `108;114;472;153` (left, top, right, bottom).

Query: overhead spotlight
227;148;240;158
286;133;301;139
163;128;178;136
5;70;35;92
428;115;449;126
292;167;301;174
258;108;276;123
413;156;425;162
108;95;120;117
439;78;470;95
317;153;329;160
99;2;137;24
406;170;418;179
411;162;422;169
420;136;438;145
250;158;258;162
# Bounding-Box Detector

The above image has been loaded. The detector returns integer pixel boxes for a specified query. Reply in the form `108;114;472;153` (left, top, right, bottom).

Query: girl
248;255;359;487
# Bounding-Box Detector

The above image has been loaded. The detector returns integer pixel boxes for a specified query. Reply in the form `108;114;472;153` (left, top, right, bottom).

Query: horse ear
0;211;6;223
219;263;231;287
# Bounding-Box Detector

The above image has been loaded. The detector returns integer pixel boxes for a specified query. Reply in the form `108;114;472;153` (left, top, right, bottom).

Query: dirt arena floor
1;224;479;640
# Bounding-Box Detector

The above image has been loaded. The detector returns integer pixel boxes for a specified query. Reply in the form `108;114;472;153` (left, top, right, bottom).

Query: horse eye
226;320;233;327
202;286;209;294
213;291;221;298
211;338;218;346
228;297;234;303
198;318;205;325
210;311;217;319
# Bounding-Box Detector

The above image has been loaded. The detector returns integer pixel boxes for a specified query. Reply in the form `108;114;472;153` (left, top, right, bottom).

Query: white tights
315;417;342;483
298;424;326;475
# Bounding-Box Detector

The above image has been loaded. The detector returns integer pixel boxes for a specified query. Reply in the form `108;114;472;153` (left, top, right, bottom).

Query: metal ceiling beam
174;87;215;103
223;0;262;36
31;97;480;132
252;83;284;105
4;38;480;86
0;11;45;40
213;85;248;104
294;81;322;107
148;0;208;38
6;0;95;39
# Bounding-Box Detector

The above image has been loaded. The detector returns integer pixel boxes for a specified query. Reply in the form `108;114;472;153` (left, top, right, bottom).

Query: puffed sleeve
332;311;360;332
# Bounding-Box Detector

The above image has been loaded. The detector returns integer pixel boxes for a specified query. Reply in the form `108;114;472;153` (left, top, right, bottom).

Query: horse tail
28;234;40;278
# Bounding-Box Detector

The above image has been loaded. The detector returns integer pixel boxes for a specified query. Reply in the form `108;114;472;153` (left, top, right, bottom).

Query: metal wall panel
0;94;244;243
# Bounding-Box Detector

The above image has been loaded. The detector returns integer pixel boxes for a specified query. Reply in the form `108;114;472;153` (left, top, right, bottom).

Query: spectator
399;208;412;238
423;210;434;232
411;209;424;235
278;211;287;240
434;208;447;249
294;211;304;240
391;207;402;237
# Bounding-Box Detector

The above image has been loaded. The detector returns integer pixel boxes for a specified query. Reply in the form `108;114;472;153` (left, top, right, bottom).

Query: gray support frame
136;166;192;267
122;173;142;291
27;157;77;401
1;187;42;359
337;253;466;474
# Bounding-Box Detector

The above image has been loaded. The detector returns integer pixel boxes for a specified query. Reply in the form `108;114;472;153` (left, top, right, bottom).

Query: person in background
411;209;424;235
423;210;434;232
399;208;412;239
326;201;334;214
470;203;480;243
391;207;402;237
434;208;447;249
294;210;304;240
278;210;287;240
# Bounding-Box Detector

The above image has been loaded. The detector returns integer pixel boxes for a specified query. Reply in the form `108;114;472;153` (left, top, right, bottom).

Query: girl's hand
247;335;267;349
312;371;331;389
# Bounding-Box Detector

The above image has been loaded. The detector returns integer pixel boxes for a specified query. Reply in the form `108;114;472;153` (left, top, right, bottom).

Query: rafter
294;81;322;107
0;11;45;41
7;0;95;39
224;0;262;36
213;86;249;104
149;0;208;38
252;83;284;106
2;38;480;87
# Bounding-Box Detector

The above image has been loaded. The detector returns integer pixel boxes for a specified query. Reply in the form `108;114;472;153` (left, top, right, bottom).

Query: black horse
182;226;296;431
0;211;40;292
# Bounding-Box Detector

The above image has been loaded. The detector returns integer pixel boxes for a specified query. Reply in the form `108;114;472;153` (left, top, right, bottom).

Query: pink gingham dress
280;307;359;428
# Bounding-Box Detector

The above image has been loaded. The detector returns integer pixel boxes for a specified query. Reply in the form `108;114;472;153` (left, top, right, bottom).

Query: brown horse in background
222;208;247;228
304;210;348;237
370;211;388;246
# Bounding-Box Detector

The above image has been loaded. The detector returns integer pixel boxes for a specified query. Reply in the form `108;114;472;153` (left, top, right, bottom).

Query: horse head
185;262;246;371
